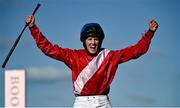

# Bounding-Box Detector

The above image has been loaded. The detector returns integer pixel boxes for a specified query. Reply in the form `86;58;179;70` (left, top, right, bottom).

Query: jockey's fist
149;20;159;32
26;15;35;27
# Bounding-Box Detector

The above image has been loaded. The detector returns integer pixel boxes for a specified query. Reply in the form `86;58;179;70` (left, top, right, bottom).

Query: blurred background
0;0;180;107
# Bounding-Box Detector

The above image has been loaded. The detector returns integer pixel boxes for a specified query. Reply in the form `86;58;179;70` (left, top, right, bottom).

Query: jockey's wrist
28;23;35;28
148;29;155;33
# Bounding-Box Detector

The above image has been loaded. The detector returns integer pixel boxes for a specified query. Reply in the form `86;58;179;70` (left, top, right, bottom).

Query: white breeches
73;95;112;108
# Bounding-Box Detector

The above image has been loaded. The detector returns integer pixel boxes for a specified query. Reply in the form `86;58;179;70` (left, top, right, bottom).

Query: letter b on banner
5;70;25;108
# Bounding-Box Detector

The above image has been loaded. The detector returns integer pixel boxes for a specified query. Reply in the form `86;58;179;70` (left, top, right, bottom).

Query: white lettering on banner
5;70;25;108
74;49;110;94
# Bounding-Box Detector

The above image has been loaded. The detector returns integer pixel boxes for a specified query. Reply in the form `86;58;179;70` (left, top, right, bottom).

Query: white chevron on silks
74;49;110;94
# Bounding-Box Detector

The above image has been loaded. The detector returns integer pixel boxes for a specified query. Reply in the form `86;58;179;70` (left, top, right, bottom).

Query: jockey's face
85;37;101;55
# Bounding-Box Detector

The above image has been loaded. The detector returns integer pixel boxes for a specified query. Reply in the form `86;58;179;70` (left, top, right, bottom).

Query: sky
0;0;180;107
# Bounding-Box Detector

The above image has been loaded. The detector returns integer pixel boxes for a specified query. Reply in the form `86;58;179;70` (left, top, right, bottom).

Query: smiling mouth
90;45;98;50
90;46;96;49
